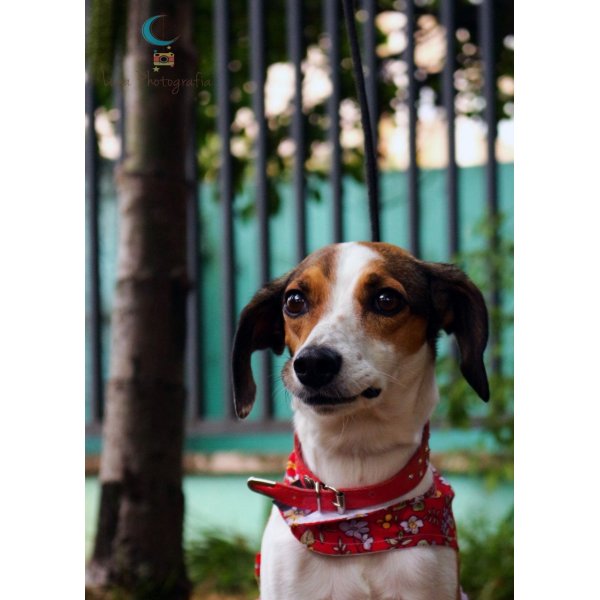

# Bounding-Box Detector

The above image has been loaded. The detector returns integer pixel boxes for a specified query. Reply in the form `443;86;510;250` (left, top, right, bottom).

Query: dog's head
232;242;489;419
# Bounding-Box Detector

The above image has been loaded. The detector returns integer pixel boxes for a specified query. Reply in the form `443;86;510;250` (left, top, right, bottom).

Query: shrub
460;509;514;600
186;531;258;598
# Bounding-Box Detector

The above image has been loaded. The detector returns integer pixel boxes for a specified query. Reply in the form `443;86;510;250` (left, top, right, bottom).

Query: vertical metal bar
362;0;378;152
441;0;458;259
250;0;273;419
114;54;125;166
406;0;420;256
85;75;104;423
249;1;268;285
186;139;203;422
184;8;203;424
287;0;306;263
479;0;501;375
325;0;343;243
480;0;498;221
215;0;236;419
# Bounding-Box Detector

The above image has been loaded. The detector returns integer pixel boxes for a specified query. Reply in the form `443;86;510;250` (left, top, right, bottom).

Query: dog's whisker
369;366;411;390
337;412;358;445
269;380;292;409
336;415;349;444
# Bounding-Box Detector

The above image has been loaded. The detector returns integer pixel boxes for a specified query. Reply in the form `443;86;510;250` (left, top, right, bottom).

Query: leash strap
341;0;380;242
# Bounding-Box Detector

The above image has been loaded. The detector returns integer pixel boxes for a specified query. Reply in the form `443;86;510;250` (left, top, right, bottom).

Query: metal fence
86;0;511;441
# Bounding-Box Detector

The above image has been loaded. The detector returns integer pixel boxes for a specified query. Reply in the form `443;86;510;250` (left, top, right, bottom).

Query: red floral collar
248;423;459;557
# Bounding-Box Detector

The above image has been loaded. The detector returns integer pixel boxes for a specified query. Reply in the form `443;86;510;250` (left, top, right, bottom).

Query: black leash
341;0;380;242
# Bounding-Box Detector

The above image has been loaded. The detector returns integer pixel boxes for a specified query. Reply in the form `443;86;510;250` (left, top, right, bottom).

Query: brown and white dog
232;242;489;600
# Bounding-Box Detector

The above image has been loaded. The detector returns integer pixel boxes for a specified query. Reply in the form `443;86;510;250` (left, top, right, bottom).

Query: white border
0;3;83;596
515;2;600;597
2;2;598;597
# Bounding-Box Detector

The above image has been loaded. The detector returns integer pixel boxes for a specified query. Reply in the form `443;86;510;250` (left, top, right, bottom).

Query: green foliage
87;0;127;91
460;510;514;600
186;531;258;597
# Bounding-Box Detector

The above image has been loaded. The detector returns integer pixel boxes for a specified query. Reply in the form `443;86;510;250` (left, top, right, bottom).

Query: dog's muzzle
293;346;342;389
292;345;381;408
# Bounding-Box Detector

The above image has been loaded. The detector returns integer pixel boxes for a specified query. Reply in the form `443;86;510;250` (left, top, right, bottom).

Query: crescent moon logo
141;15;179;46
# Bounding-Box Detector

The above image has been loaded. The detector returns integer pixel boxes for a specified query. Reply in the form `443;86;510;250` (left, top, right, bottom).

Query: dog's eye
373;289;406;315
284;290;308;316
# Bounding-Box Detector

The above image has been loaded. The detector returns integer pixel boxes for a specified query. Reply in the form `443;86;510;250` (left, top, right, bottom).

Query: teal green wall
86;164;513;452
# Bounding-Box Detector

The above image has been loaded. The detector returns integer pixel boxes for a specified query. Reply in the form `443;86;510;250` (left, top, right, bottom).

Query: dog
232;242;489;600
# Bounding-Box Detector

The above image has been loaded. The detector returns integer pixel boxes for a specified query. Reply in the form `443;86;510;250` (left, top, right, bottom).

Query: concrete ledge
86;450;509;476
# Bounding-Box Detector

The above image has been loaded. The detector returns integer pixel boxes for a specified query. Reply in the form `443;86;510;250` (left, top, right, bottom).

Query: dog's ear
231;274;289;419
423;262;490;401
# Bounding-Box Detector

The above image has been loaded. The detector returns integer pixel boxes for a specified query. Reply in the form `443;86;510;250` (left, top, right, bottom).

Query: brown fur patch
358;243;431;309
359;242;489;400
283;246;338;353
353;257;429;356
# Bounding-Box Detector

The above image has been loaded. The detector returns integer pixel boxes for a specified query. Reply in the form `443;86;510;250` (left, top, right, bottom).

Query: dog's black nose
293;346;342;389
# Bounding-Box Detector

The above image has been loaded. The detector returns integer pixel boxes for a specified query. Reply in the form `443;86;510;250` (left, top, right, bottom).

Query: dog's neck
292;348;438;492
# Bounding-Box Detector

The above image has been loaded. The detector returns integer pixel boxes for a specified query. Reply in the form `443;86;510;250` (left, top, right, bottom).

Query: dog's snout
293;346;342;389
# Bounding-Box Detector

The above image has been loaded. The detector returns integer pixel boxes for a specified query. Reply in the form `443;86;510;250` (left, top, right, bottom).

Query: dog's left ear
423;262;490;401
231;274;290;419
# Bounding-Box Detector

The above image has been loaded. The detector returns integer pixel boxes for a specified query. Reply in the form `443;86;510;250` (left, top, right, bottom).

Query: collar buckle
322;483;346;514
303;476;322;512
304;476;346;514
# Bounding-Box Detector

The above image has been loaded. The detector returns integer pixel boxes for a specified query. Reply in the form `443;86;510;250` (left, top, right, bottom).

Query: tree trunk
87;1;196;597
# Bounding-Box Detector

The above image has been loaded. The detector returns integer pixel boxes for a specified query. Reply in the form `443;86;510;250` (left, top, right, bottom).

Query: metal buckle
303;476;346;514
322;483;346;514
303;476;322;512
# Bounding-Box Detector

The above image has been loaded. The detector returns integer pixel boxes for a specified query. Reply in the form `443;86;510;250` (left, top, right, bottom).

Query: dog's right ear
231;274;290;419
422;261;490;402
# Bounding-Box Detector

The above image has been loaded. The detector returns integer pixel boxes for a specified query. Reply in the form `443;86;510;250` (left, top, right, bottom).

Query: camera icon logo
153;51;175;68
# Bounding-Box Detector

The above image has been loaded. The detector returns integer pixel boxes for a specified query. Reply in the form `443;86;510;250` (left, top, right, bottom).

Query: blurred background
86;0;513;598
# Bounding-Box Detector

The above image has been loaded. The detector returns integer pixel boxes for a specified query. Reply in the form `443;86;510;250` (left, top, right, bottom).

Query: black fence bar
479;0;498;221
287;0;307;263
185;29;204;424
324;0;343;243
362;0;378;151
479;0;501;375
215;0;236;418
249;0;274;418
185;218;202;424
114;54;125;165
406;0;420;256
85;76;104;423
186;148;203;422
441;0;458;259
249;0;269;285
